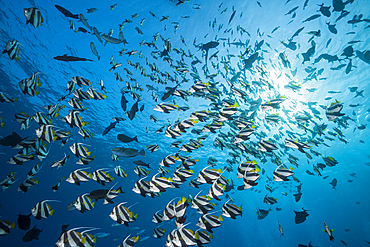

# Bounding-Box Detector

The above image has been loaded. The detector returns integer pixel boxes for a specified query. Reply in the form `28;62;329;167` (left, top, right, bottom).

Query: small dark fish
0;132;22;147
54;54;93;62
294;208;310;224
303;0;309;9
121;92;128;111
129;99;140;120
290;27;304;41
78;27;90;34
318;4;331;17
306;170;315;175
323;175;329;179
326;22;338;34
161;85;178;101
326;38;332;48
302;14;321;23
330;178;337;189
117;134;138;143
332;0;345;12
22;225;42;242
103;121;118;136
228;9;236;24
55;5;79;19
17;213;31;230
293;192;302;202
286;6;299;15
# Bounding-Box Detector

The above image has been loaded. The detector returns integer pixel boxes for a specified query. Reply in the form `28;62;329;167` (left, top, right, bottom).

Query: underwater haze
1;0;370;246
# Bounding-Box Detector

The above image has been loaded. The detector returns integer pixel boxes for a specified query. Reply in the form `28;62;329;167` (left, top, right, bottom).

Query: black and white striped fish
162;199;176;221
152;210;164;224
132;178;152;197
195;229;213;246
17;178;38;193
74;193;95;213
35;124;57;143
109;202;137;226
66;168;90;185
2;40;21;60
208;180;225;201
27;163;43;178
172;168;194;182
51;153;71;169
115;165;128;178
24;7;43;28
119;235;139;247
273;166;294;181
197;213;223;233
31;200;59;220
197;166;222;184
134;165;149;178
91;169;114;186
222;200;243;219
150;173;174;192
159;155;177;167
70;142;91;158
153;227;166;238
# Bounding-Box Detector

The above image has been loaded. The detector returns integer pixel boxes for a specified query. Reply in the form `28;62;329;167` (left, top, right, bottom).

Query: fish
2;40;21;61
31;200;59;220
129;99;140;120
74;193;95;213
103;120;118;136
318;4;331;17
153;227;166;238
302;14;321;23
0;132;22;147
17;213;31;230
256;208;271;220
0;220;16;235
117;134;138;143
51;177;64;192
264;195;278;205
91;169;114;186
66;168;90;186
24;7;43;28
55;5;79;19
90;42;100;60
330;178;338;189
323;221;335;241
228;9;236;25
119;235;139;247
109;202;138;226
22;225;42;242
87;7;98;13
294;208;310;224
111;147;145;158
197;213;223;233
54;54;93;62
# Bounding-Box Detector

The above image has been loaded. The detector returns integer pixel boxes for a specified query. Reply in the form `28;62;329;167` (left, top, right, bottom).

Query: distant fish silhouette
330;178;338;189
55;5;79;19
294;208;310;224
0;132;22;147
293;191;302;202
54;54;93;62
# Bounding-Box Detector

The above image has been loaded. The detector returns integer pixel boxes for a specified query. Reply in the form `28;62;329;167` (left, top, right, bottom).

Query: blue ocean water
1;0;370;246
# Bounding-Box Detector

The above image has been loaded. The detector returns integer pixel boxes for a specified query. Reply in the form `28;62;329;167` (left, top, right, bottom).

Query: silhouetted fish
294;208;310;224
54;54;93;62
0;132;22;147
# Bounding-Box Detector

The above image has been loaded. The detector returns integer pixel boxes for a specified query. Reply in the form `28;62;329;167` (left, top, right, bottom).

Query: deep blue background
0;0;370;246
